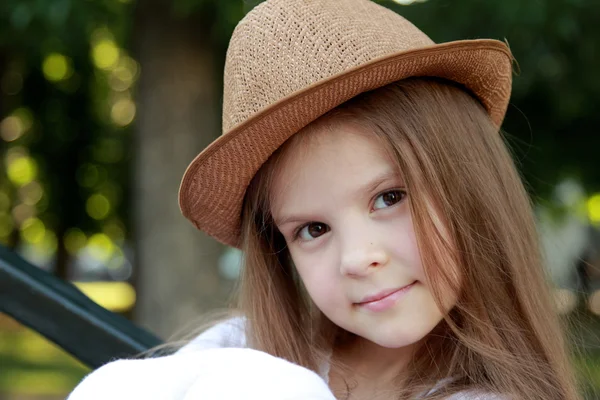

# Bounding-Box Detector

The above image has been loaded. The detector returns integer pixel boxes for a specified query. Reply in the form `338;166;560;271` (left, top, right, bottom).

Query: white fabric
68;347;335;400
68;318;504;399
177;317;247;353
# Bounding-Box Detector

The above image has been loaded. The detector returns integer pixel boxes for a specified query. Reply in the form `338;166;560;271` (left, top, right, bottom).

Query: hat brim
179;39;513;248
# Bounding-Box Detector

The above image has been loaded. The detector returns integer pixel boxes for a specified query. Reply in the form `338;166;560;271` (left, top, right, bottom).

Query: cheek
291;251;345;312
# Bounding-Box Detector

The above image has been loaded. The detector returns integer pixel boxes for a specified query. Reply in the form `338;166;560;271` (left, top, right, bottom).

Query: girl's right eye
295;222;330;241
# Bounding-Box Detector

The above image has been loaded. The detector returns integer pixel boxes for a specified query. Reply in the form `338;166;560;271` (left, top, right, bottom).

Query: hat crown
222;0;434;133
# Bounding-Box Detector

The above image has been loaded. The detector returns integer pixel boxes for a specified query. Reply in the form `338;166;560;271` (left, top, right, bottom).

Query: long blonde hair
234;78;580;399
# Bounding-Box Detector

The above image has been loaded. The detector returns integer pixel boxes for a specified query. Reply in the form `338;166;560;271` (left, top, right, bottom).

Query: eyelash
372;188;407;211
291;188;407;241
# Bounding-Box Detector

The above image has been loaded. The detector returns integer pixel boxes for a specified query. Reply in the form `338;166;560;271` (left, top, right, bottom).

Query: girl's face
271;121;457;350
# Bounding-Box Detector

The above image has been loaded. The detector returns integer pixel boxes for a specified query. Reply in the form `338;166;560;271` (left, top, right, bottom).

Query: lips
355;281;416;312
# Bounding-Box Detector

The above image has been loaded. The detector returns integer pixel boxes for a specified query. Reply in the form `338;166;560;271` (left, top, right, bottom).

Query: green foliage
0;0;133;273
170;0;245;49
0;0;125;46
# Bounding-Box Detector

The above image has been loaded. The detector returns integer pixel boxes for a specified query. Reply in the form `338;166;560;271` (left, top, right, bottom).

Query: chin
369;334;424;349
359;323;432;349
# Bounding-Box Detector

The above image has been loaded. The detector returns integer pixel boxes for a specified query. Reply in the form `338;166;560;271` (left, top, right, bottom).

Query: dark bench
0;244;162;369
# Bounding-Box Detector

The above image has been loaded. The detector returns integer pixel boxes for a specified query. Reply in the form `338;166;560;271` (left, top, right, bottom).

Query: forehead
270;120;398;216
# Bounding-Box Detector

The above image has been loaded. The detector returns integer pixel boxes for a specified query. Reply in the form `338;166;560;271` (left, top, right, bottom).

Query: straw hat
179;0;514;247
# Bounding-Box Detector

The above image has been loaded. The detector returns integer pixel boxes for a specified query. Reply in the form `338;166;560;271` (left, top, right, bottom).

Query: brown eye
298;222;330;241
373;190;406;210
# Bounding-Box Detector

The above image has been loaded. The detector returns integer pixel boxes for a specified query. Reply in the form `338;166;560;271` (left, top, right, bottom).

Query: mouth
355;281;417;312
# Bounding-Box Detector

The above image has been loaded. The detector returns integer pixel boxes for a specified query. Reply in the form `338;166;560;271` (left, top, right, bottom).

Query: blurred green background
0;0;599;398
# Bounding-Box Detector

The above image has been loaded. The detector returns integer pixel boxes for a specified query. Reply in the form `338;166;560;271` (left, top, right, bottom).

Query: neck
330;335;417;393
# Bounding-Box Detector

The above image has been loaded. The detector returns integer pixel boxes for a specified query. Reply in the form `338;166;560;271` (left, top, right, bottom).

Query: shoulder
68;347;335;400
177;316;247;354
67;354;200;399
184;348;335;399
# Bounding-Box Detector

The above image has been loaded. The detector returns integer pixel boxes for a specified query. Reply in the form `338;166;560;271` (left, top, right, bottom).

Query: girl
70;0;581;399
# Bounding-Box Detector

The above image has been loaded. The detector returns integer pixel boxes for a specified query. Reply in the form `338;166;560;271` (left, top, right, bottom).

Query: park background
1;0;600;398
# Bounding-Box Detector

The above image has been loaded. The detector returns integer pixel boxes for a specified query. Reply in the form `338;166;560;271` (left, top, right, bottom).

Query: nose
339;225;389;277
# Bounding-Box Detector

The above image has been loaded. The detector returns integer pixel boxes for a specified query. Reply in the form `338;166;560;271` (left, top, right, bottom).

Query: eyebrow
361;169;401;197
274;169;402;228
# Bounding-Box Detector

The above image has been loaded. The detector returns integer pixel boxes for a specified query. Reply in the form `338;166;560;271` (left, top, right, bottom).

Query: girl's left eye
373;189;407;211
295;222;330;241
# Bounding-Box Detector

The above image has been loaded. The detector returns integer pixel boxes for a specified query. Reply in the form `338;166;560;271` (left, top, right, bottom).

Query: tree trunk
132;1;233;339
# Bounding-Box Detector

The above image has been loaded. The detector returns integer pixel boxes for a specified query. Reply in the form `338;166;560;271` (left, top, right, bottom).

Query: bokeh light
42;53;72;82
1;108;34;142
20;218;45;244
1;116;23;142
110;98;136;126
6;155;38;187
11;204;36;225
103;219;125;243
74;281;136;312
108;57;138;91
86;233;114;262
76;164;103;188
86;194;111;220
553;288;578;315
64;228;87;255
587;193;600;225
106;246;127;274
18;181;44;205
589;290;600;316
92;39;119;70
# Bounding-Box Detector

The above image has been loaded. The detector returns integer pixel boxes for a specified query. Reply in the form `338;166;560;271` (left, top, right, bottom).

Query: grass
0;315;89;398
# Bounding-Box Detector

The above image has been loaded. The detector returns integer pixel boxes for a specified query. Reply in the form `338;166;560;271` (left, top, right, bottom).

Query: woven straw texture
179;0;514;247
